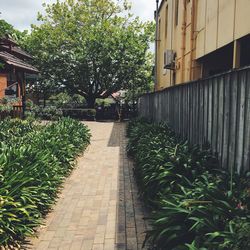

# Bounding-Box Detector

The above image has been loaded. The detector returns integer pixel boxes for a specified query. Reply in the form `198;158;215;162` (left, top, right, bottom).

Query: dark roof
0;45;33;59
0;51;39;73
0;35;18;46
158;0;165;13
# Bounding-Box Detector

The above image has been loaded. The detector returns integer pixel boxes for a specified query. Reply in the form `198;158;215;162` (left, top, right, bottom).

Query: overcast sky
0;0;156;31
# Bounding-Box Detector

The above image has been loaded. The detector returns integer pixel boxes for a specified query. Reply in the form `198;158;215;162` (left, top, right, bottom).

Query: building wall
156;1;172;90
0;74;7;99
156;0;250;90
156;0;199;90
196;0;250;59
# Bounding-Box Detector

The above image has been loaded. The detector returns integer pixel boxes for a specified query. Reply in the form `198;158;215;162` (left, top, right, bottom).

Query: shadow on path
109;122;150;250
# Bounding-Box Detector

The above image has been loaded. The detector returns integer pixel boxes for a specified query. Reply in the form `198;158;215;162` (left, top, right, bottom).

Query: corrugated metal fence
138;66;250;173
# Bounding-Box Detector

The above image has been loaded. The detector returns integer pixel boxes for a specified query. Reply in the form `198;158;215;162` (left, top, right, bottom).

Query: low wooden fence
0;105;23;120
138;66;250;173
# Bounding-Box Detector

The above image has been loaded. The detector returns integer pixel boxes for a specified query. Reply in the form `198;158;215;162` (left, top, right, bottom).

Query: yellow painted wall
196;0;250;59
156;0;172;90
156;0;194;90
156;0;250;90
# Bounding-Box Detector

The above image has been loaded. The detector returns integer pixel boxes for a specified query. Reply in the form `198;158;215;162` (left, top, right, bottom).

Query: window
158;18;161;40
165;6;168;38
175;0;179;26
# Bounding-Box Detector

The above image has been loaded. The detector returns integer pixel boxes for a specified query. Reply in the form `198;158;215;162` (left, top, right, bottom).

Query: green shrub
50;93;86;108
29;105;63;120
127;119;250;250
62;108;96;120
0;118;91;247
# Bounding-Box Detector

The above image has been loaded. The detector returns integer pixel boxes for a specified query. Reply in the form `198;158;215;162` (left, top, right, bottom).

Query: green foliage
95;98;115;107
0;98;21;114
0;118;91;247
50;93;86;108
0;19;28;44
0;19;15;38
28;105;63;120
62;108;96;120
125;53;154;104
127;119;250;250
25;0;154;107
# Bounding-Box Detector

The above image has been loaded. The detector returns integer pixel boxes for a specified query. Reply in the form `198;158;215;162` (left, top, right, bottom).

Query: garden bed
127;119;250;250
0;118;91;247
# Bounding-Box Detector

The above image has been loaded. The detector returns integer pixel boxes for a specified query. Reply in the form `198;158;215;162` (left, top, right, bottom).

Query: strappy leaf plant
0;118;91;247
127;119;250;250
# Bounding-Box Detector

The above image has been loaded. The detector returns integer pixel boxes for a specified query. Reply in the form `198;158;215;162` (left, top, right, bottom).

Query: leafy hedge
0;118;91;247
127;119;250;250
27;105;96;121
27;105;63;120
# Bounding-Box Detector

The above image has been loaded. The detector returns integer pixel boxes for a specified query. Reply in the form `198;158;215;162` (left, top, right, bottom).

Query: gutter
154;0;160;91
181;0;187;83
189;0;196;81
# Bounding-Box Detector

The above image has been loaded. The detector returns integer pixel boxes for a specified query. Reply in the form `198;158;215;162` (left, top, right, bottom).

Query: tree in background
125;52;154;110
25;0;154;107
0;18;28;43
0;17;28;70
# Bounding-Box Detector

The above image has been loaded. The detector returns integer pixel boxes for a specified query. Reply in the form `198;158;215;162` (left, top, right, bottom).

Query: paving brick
26;122;149;250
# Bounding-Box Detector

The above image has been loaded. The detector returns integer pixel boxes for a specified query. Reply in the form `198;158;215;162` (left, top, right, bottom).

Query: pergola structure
0;35;38;117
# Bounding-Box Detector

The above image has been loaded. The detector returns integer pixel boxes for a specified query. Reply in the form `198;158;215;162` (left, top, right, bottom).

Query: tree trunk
43;94;46;108
86;95;96;108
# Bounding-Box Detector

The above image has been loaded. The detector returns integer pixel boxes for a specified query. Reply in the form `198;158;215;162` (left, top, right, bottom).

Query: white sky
0;0;156;31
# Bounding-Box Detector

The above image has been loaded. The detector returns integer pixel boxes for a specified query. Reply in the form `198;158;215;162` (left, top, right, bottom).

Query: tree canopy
25;0;154;107
0;18;28;43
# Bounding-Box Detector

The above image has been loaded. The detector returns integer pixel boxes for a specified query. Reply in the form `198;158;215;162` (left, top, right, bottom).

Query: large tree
0;18;28;43
25;0;154;107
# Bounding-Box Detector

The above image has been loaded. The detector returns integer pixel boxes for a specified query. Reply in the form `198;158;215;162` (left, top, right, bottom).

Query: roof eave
7;62;39;73
158;0;165;13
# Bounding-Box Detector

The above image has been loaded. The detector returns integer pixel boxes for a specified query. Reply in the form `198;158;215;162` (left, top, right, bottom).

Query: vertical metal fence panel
164;91;167;121
177;88;180;134
184;85;188;139
190;84;194;144
212;78;218;154
177;89;180;135
187;85;191;141
195;82;200;145
203;81;209;144
182;86;186;138
222;74;231;170
167;91;170;125
172;90;175;128
192;84;196;144
138;67;250;172
208;79;213;144
198;81;204;145
243;71;250;172
235;71;247;173
228;72;238;173
156;92;160;122
217;76;225;164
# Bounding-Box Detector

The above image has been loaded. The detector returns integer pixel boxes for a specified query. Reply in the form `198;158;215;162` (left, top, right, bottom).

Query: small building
155;0;250;90
0;35;38;114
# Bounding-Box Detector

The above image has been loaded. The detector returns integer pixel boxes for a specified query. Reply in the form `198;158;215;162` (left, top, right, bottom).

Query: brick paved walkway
27;122;149;250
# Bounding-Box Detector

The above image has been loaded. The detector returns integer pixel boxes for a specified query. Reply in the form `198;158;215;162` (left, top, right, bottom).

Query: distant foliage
25;0;154;107
51;93;87;108
0;19;28;44
28;105;63;120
